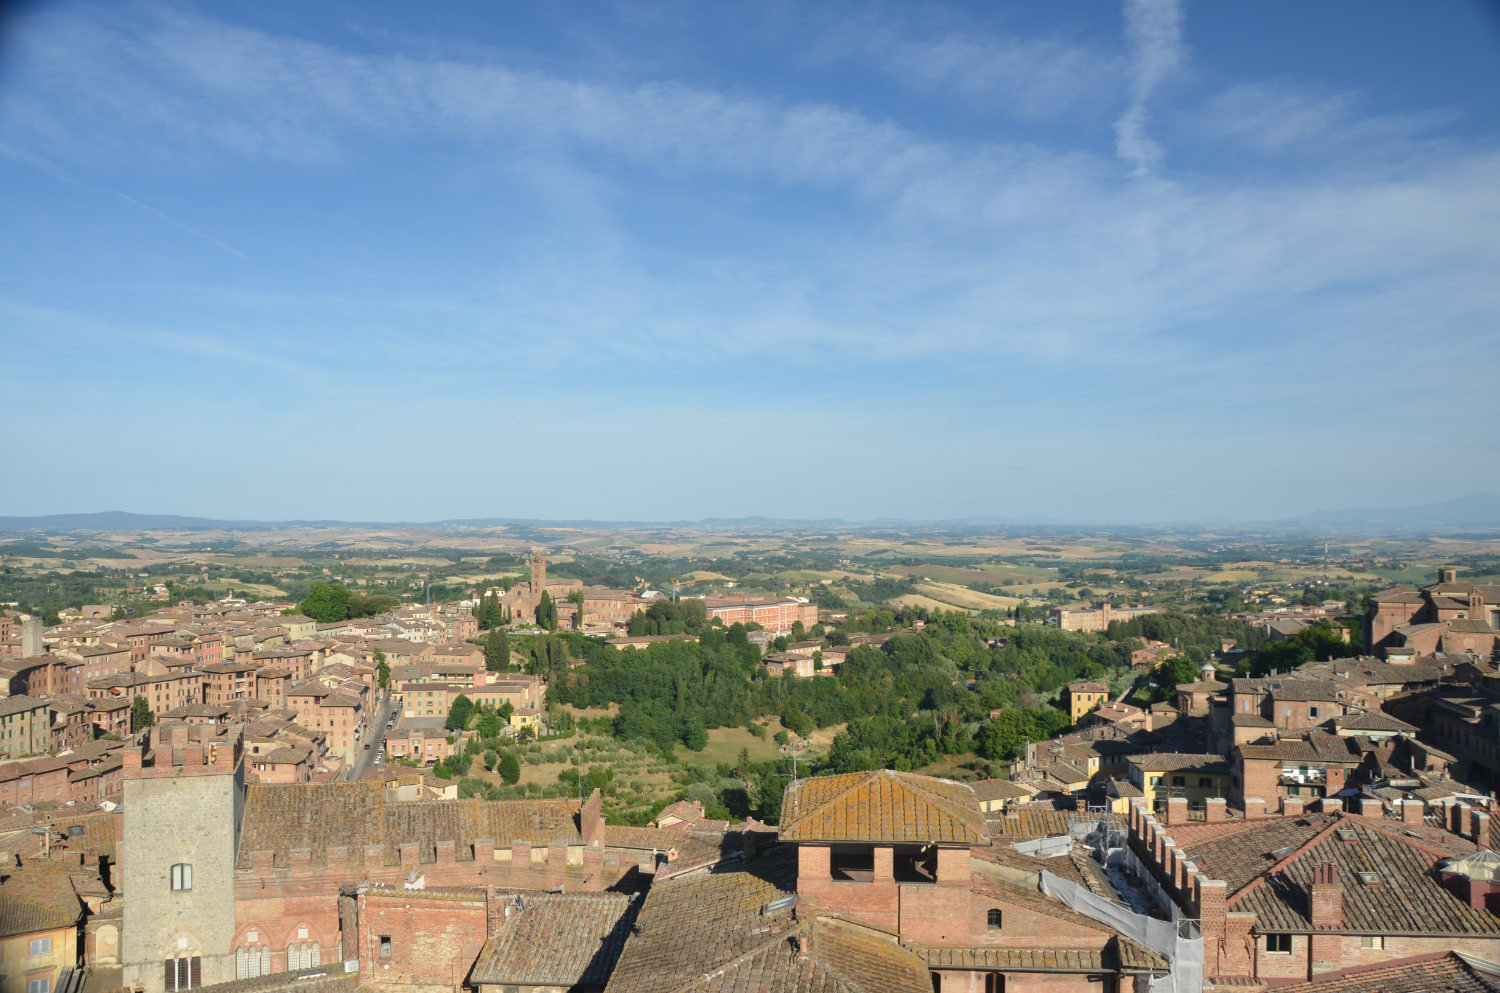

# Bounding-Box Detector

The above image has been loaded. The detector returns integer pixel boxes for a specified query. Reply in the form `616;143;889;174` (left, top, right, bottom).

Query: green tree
299;581;352;623
478;710;503;740
537;591;558;631
567;589;586;630
446;694;474;731
132;695;154;732
484;628;512;671
375;650;390;690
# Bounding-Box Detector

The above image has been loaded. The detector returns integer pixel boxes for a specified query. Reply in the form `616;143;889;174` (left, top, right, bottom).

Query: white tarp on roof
1039;869;1202;993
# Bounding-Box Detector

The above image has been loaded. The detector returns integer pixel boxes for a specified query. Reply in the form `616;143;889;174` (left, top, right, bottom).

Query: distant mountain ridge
2;496;1498;534
1290;493;1500;530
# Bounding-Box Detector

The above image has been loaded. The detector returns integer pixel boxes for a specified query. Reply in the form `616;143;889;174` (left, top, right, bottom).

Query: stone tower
121;726;246;993
21;616;43;657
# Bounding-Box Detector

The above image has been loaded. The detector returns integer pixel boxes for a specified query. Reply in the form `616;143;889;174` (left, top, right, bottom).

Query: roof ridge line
662;925;804;993
1227;814;1348;906
1357;815;1470;863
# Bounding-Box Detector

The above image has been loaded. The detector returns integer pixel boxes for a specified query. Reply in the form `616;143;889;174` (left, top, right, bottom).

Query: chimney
1402;799;1424;824
1243;797;1266;820
1167;795;1188;827
473;838;495;864
1205;797;1227;823
580;789;605;848
1473;809;1490;844
1282;796;1305;818
1310;862;1344;928
1357;798;1382;818
1451;802;1469;835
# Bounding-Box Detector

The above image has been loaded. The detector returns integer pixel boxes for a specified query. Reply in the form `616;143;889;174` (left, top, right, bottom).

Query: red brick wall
357;889;488;993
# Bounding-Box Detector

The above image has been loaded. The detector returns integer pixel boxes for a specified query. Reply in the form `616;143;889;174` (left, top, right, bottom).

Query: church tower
530;552;547;620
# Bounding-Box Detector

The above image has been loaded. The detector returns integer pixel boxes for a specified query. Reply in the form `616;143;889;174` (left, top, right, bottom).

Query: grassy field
695;722;842;767
914;581;1024;611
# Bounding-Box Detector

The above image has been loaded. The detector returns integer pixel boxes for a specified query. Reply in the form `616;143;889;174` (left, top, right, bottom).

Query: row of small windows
234;944;323;978
1263;934;1384;954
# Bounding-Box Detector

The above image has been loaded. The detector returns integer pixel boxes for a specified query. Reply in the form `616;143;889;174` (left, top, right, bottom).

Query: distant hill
1292;493;1500;531
0;511;394;532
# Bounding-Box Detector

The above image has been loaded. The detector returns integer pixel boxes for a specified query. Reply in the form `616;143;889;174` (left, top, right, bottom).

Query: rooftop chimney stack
1311;862;1344;928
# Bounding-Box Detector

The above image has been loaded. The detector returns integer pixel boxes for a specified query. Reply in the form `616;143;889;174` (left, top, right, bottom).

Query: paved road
344;695;398;780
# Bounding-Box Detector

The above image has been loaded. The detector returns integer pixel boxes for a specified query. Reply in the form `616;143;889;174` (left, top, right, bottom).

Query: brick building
1367;567;1500;659
1126;799;1500;985
1049;603;1159;633
0;696;52;758
701;596;819;635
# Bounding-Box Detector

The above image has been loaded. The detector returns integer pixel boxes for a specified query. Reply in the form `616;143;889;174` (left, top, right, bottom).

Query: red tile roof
778;770;988;845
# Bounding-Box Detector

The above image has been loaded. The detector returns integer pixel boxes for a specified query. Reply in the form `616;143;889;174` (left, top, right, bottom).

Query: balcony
1280;768;1325;785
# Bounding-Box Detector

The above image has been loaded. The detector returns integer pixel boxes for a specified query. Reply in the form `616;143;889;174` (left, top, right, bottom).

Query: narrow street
343;695;398;780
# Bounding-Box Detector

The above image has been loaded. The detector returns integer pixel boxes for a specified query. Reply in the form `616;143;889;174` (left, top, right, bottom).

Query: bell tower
528;551;547;621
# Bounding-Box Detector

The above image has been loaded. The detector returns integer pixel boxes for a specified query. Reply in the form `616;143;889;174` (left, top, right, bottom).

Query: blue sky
2;0;1498;524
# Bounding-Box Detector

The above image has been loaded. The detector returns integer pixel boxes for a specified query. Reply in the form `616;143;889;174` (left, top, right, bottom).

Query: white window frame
29;979;51;993
171;863;193;891
29;937;52;955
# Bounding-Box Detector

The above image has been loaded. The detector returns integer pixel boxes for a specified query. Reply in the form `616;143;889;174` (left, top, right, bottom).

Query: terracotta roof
685;917;933;993
1337;711;1418;732
779;770;988;845
235;783;583;868
987;808;1076;840
1175;817;1330;893
604;844;799;993
193;969;370;993
1229;817;1499;935
1237;734;1364;764
1269;951;1500;993
969;779;1035;802
0;860;84;939
1126;753;1230;773
471;892;638;988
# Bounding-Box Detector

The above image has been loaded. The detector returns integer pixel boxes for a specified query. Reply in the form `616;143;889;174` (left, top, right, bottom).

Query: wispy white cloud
1113;0;1183;176
1198;81;1456;158
2;0;1498;510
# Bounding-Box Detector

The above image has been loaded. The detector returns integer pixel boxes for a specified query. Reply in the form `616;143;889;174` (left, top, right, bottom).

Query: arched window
260;947;271;977
236;948;247;980
987;909;1003;929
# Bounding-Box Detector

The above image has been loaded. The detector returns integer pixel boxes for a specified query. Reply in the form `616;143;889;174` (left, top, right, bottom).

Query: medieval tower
121;727;246;993
529;552;547;619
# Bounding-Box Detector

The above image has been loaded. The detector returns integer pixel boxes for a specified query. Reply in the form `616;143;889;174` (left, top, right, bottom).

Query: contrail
114;191;251;262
